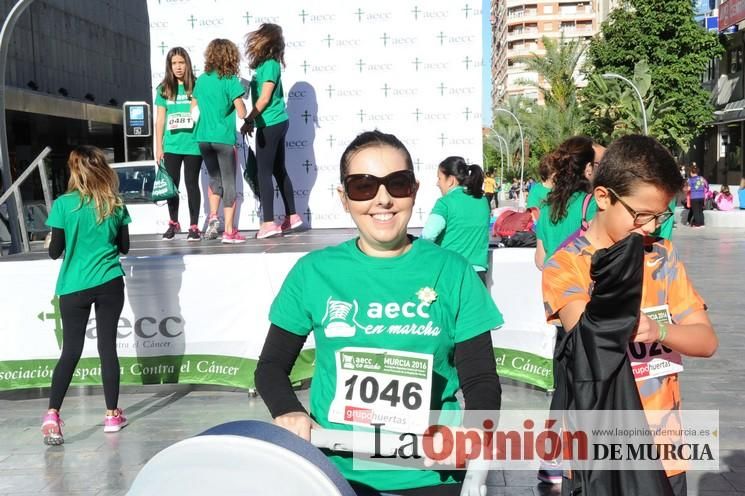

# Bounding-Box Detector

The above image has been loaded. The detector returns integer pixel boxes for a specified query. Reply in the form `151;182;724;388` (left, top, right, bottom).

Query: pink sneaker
280;214;304;233
104;408;128;433
256;223;282;239
42;411;64;445
221;229;247;244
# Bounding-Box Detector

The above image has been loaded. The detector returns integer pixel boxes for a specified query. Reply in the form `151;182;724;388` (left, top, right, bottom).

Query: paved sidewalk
0;226;743;495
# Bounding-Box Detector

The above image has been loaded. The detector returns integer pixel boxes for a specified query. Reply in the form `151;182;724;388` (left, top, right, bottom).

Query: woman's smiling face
338;145;418;257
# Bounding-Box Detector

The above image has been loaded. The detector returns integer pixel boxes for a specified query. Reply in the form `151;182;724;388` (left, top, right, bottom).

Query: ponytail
438;156;484;198
463;164;484;198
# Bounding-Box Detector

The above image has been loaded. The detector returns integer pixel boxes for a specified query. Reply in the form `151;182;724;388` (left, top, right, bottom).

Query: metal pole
492;133;510;196
123;103;129;162
602;72;648;135
495;108;526;208
0;0;37;254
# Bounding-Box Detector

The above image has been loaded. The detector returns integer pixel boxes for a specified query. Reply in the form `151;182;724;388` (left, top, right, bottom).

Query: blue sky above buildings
482;0;491;126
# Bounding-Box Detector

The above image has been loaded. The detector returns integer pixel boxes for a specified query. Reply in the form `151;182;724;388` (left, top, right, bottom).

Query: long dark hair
245;23;286;69
545;136;595;223
158;47;195;101
340;130;413;183
438;156;484;199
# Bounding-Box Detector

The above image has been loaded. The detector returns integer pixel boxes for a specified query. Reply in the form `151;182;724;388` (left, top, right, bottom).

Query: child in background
715;184;735;211
686;165;709;228
484;170;497;208
422;157;491;284
42;146;131;445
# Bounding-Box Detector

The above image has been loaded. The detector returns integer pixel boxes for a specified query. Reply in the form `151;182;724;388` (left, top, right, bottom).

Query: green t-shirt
269;237;503;492
46;191;131;296
526;182;551;209
431;187;490;270
250;59;288;128
155;83;201;156
536;191;597;262
193;71;245;145
654;199;677;240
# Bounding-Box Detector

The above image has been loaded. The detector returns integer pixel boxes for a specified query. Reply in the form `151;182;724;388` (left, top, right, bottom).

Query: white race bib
328;347;433;434
628;305;684;381
167;112;193;130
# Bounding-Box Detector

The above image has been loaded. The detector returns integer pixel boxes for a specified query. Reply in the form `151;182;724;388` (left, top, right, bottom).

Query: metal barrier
0;146;53;254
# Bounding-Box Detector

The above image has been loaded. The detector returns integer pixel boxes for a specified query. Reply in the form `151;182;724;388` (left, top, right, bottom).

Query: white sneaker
205;216;220;240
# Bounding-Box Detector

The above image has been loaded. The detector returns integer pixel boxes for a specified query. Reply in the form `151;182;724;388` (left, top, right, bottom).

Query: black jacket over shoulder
552;234;674;496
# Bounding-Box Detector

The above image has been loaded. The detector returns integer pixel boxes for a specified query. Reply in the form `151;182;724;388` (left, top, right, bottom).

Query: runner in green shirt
534;137;602;270
242;24;301;239
154;47;203;241
255;131;504;495
192;39;248;243
421;156;490;284
41;146;130;446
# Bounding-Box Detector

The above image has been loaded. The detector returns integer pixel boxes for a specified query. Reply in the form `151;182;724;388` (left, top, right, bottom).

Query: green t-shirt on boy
250;59;288;128
46;191;131;296
269;237;503;492
154;83;201;156
193;71;245;145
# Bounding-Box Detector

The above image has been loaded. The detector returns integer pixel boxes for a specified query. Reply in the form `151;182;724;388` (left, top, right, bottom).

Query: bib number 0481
344;375;422;410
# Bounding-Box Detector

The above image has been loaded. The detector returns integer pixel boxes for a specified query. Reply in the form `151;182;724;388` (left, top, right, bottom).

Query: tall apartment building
491;0;509;105
492;0;618;105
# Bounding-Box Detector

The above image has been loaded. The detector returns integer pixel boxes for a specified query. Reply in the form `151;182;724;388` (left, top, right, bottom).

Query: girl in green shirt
42;146;130;445
192;39;248;243
155;47;203;241
242;24;302;239
535;137;601;269
421;156;490;284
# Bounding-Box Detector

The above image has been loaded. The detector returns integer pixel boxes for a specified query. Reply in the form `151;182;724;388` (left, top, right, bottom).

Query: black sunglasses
343;170;416;201
607;188;674;227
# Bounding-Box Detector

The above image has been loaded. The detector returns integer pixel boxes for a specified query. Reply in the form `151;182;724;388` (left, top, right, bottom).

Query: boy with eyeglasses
542;135;718;495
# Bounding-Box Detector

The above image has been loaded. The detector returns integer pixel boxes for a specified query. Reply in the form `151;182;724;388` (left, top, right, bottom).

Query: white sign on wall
147;0;483;229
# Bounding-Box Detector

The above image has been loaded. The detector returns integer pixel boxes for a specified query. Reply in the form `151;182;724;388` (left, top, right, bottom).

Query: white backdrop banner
0;249;555;391
147;0;484;229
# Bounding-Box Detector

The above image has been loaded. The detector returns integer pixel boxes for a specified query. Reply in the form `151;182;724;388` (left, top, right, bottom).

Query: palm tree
517;33;586;112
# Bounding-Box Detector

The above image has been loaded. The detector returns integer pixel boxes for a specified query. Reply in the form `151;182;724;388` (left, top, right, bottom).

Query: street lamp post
494;108;525;207
489;132;511;198
0;0;37;254
602;72;648;135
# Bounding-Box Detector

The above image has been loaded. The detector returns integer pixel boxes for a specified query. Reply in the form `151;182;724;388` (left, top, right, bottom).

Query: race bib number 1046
328;347;433;434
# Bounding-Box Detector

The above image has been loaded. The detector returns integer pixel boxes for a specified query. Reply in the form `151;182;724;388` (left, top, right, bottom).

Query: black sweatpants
49;277;125;411
163;153;202;226
256;120;296;222
689;198;705;227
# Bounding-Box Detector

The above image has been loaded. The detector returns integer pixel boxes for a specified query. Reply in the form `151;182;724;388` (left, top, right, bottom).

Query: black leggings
689;198;705;227
256;120;296;222
49;277;125;411
163;153;202;226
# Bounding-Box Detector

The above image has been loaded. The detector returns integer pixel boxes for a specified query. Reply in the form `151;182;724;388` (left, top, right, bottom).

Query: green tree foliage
518;34;585;113
586;0;723;151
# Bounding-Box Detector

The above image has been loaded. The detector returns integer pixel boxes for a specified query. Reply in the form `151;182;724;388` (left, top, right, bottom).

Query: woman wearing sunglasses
255;131;504;495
